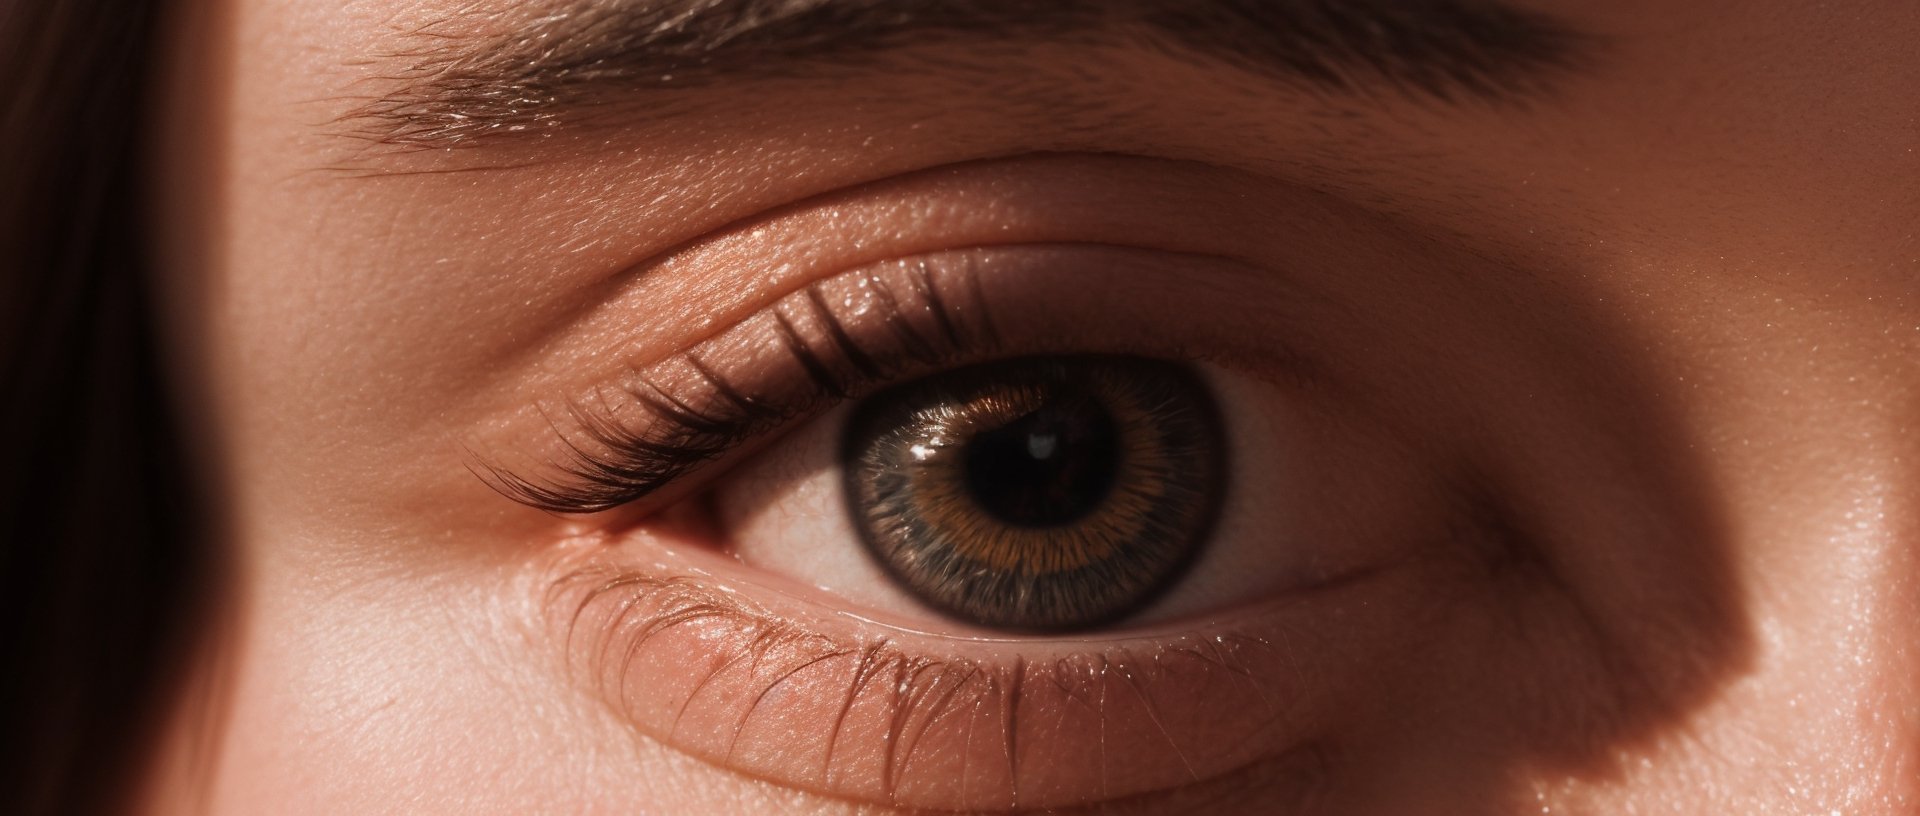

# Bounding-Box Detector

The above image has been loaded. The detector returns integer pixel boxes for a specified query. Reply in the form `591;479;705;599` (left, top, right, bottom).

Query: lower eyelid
543;539;1401;812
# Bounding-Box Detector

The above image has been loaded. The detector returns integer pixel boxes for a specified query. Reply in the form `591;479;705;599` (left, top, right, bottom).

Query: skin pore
148;0;1918;813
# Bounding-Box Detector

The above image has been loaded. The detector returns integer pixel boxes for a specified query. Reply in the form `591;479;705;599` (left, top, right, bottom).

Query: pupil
961;395;1120;527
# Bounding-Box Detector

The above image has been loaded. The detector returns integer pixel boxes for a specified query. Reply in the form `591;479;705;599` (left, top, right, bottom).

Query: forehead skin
150;0;1919;813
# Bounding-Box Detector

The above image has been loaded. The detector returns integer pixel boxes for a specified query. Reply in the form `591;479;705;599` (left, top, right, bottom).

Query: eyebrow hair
342;0;1590;151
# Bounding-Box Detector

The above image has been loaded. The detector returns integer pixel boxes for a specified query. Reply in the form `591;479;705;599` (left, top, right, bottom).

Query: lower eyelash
547;558;1311;811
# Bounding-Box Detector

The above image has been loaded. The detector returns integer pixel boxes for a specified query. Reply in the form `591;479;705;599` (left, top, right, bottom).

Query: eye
842;355;1225;631
500;246;1454;811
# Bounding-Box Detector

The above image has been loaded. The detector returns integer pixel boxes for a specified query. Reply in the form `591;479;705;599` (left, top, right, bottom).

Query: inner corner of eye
719;353;1229;634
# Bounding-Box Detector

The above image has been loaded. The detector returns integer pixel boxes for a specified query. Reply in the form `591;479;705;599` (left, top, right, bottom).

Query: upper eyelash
476;260;996;514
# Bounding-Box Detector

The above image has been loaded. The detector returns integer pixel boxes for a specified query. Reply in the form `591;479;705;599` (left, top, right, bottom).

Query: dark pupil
961;395;1120;527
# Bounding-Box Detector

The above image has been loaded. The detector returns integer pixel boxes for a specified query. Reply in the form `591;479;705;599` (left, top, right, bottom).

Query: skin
146;0;1919;813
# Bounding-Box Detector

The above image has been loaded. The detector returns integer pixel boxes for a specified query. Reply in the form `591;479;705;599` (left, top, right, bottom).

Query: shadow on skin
1298;193;1753;813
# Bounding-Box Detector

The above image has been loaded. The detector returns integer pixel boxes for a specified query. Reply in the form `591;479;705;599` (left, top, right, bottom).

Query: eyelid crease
475;256;1001;514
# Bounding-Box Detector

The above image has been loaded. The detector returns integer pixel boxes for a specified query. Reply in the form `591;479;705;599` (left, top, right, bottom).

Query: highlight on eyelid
550;562;1332;811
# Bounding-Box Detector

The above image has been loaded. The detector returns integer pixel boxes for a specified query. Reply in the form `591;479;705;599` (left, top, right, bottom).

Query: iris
842;355;1225;631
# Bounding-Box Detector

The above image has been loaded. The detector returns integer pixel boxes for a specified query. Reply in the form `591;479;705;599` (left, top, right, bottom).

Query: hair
0;1;215;814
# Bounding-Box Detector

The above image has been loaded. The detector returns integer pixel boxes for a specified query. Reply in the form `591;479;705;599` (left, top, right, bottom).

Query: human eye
479;242;1473;811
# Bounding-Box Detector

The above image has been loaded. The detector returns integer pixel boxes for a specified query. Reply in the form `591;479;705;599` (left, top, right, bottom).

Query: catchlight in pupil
842;355;1225;631
961;398;1119;527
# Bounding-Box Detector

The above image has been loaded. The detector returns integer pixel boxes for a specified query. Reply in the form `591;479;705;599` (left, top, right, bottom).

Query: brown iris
841;355;1225;631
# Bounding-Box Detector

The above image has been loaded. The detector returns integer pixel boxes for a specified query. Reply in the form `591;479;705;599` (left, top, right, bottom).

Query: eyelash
481;259;1003;514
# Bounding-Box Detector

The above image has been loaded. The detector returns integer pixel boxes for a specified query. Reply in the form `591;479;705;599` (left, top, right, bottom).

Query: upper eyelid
472;256;998;514
471;241;1327;518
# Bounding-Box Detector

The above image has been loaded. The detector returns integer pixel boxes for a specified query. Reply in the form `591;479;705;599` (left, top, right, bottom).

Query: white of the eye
712;365;1422;628
715;403;936;617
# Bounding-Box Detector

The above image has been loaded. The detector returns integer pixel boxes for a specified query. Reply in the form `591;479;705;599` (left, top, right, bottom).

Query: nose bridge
1843;470;1920;814
1708;350;1920;808
1682;298;1920;547
1875;425;1920;810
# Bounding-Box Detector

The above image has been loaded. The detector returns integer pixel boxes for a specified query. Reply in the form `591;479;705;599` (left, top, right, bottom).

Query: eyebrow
342;0;1590;151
